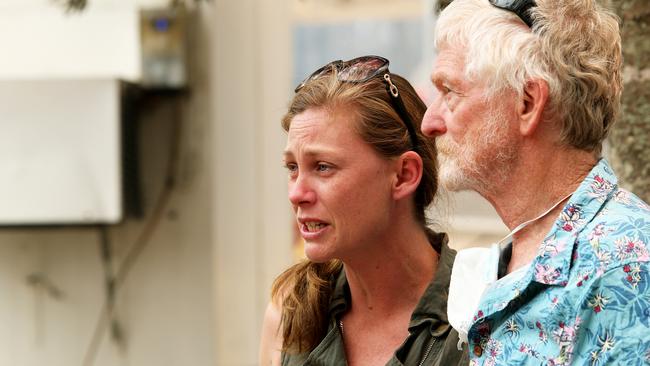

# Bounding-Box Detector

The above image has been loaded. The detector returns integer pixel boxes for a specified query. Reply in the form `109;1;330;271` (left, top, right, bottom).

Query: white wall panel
0;79;121;224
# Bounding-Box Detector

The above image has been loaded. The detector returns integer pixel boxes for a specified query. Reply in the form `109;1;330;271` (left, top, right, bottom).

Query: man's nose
421;97;447;137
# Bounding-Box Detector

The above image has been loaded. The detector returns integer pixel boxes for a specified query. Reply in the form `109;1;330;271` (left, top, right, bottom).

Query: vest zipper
417;336;436;366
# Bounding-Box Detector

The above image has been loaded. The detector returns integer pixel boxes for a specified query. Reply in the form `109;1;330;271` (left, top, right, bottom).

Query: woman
260;56;466;365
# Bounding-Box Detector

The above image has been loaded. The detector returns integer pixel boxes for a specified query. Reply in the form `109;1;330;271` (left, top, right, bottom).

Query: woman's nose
421;97;447;137
288;175;316;206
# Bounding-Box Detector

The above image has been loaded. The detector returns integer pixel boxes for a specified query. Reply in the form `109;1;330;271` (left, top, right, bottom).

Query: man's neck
482;147;598;272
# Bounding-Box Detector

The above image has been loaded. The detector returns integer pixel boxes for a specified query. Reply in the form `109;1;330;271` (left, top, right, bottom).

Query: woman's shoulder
260;300;283;366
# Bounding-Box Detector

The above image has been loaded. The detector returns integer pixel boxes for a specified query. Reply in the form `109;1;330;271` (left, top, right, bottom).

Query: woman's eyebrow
282;146;338;158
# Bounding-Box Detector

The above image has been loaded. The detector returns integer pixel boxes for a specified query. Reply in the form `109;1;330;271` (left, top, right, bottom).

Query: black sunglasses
489;0;537;28
294;56;419;151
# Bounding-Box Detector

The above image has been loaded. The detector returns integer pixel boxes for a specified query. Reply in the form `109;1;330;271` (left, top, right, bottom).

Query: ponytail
271;259;343;353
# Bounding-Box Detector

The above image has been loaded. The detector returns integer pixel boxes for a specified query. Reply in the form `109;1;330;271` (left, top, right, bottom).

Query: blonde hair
274;69;437;353
436;0;622;153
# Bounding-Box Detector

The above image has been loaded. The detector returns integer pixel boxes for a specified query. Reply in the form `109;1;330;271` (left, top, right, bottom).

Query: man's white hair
435;0;622;154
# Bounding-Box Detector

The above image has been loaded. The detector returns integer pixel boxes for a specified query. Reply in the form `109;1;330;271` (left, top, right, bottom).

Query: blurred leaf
54;0;87;12
57;0;210;12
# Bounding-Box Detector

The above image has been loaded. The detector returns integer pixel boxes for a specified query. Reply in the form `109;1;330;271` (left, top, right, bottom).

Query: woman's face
283;106;396;263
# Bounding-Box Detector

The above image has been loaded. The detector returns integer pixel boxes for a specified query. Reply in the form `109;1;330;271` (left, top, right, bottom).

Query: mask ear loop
496;191;575;247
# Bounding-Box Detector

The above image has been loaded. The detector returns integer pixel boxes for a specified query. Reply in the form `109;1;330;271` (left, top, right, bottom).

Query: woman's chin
303;242;334;263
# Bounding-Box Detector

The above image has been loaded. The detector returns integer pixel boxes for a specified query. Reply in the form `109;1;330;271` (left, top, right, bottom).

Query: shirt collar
531;158;618;286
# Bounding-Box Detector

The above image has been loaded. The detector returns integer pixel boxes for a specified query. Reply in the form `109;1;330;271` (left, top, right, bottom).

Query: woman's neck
338;225;439;366
342;226;437;317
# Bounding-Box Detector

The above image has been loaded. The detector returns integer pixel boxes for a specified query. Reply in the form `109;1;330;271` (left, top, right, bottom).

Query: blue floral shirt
467;159;650;365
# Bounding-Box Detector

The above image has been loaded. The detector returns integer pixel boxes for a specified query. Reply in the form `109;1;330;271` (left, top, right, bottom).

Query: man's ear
392;151;423;201
518;78;549;136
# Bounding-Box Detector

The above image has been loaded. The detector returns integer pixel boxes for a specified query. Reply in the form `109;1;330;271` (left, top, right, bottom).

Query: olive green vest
281;234;469;365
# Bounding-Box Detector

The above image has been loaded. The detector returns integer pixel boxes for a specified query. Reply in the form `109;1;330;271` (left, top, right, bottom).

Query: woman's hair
272;68;437;353
436;0;622;154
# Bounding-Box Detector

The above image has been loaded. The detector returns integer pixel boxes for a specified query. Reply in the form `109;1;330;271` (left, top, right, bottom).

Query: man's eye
444;84;460;95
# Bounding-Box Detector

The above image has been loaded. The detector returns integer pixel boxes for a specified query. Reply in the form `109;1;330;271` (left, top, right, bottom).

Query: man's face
421;45;520;194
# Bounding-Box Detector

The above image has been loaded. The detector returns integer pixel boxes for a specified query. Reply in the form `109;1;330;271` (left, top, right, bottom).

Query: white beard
436;108;519;194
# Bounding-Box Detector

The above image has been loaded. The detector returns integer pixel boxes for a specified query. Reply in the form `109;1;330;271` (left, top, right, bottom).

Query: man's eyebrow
431;71;459;86
430;71;443;84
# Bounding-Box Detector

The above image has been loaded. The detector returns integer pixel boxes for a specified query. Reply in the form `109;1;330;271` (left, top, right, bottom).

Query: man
422;0;650;364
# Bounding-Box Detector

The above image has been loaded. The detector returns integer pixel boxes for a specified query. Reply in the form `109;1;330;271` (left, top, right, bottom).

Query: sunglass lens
295;62;338;92
338;57;388;82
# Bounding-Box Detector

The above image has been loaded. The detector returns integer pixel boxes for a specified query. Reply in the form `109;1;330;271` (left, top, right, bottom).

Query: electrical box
140;7;188;89
0;79;122;225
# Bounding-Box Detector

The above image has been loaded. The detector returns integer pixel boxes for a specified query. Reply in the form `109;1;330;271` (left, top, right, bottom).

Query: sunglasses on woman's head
295;56;419;151
489;0;537;28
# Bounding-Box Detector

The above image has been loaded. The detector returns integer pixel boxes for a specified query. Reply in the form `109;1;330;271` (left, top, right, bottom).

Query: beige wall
211;0;293;363
0;1;293;365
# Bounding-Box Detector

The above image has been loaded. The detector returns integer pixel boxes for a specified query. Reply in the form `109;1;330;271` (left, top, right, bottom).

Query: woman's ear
518;78;549;136
392;151;423;201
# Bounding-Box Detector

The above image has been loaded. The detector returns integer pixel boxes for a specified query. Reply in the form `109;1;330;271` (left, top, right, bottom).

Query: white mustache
435;137;458;156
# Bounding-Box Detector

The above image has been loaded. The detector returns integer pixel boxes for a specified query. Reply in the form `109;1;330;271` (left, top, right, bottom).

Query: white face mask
447;192;573;350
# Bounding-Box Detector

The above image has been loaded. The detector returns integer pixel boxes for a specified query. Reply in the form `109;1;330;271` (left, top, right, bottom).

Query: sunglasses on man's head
295;56;419;151
489;0;537;28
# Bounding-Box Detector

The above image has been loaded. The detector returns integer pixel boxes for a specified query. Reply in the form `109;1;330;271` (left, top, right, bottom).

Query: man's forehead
430;47;466;82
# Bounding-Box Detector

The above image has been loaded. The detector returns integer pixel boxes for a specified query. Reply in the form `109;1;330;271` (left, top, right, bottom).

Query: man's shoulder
572;186;650;274
601;186;650;217
574;159;649;218
578;185;649;243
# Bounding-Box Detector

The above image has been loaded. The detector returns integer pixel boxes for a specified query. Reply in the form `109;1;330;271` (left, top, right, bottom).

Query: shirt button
473;344;483;357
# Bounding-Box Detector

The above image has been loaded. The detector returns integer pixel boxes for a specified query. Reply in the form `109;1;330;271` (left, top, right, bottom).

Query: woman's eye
284;163;298;175
316;163;331;172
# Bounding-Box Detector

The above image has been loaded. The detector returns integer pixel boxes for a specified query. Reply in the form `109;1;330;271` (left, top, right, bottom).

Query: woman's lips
298;219;330;239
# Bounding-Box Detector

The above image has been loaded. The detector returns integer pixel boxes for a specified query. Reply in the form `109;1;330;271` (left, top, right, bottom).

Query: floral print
467;159;650;365
558;204;584;232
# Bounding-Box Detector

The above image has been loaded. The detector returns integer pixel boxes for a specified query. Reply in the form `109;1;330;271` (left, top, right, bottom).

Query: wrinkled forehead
283;106;376;163
431;45;468;83
286;107;358;144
